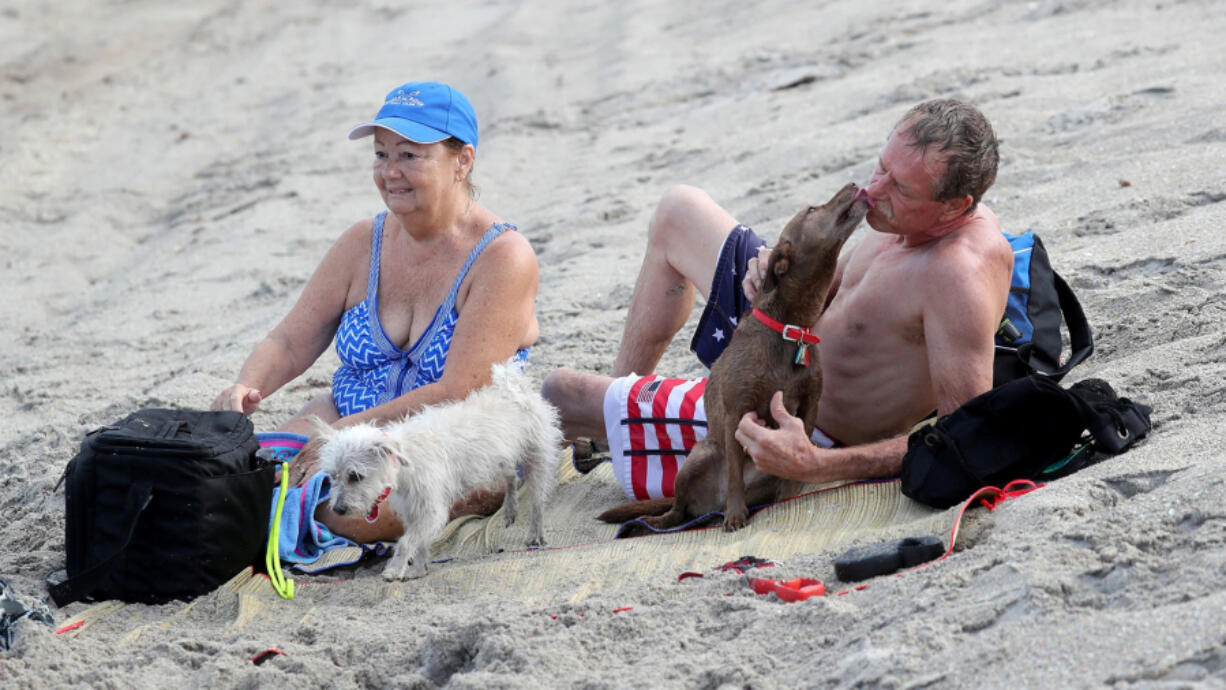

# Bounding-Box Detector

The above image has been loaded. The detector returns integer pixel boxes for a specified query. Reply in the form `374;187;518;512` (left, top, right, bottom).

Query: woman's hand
741;244;773;303
212;384;263;414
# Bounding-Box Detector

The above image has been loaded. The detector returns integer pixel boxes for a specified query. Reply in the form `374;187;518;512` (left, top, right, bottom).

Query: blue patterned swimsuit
331;212;529;416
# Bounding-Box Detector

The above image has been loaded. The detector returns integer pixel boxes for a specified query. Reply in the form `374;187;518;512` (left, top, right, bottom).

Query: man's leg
543;185;737;448
612;185;739;377
541;368;615;441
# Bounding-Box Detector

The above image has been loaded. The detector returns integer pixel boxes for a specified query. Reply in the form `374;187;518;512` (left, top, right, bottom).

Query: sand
3;0;1226;686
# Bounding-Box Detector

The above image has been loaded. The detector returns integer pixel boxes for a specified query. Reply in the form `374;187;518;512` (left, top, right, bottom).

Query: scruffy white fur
315;361;562;580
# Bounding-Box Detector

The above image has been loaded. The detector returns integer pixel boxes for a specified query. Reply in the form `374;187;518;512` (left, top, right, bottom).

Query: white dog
315;361;562;580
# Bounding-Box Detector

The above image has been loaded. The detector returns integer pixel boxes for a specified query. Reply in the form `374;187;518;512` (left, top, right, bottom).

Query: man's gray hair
897;99;999;214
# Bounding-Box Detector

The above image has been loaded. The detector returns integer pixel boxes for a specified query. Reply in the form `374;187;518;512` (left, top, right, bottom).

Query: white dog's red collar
366;486;392;523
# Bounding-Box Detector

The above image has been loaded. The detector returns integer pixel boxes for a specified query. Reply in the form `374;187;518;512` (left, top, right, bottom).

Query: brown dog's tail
596;498;674;523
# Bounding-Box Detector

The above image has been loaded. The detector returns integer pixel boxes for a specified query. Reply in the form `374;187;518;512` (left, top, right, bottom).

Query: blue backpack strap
994;231;1094;386
999;232;1037;345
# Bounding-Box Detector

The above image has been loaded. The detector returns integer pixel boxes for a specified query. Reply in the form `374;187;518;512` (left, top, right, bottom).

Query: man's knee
542;367;600;410
540;368;570;410
647;184;716;249
541;367;613;437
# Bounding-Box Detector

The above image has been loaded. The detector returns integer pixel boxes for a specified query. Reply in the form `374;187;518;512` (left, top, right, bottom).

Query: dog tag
794;344;810;367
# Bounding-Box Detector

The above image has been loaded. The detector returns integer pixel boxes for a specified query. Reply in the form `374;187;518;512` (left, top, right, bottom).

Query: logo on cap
386;89;424;107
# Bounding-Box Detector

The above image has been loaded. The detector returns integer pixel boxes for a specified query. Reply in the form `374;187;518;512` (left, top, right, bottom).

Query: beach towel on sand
257;433;357;566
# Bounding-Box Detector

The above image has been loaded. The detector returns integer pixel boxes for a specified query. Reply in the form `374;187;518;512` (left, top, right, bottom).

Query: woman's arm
212;221;368;412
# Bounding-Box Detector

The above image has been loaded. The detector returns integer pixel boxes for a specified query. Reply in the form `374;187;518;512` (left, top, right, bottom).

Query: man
542;99;1013;493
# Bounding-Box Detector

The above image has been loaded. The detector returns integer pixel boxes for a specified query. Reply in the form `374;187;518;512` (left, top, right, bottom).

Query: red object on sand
251;648;285;665
55;620;85;635
749;577;826;602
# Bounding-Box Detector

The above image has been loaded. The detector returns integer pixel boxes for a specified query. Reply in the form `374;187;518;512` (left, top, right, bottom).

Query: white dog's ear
305;415;336;440
373;435;398;466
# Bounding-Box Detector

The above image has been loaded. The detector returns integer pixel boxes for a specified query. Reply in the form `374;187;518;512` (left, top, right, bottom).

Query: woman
211;81;540;542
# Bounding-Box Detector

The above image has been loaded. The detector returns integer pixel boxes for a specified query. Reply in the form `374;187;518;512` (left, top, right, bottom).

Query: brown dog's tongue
854;188;875;209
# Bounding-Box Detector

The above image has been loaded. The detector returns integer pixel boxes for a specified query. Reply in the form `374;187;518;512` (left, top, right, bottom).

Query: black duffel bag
49;409;275;606
901;376;1152;509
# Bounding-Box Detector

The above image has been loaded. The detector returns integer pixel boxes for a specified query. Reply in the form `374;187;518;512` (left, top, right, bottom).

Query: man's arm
922;243;1009;415
735;241;1008;483
735;392;906;481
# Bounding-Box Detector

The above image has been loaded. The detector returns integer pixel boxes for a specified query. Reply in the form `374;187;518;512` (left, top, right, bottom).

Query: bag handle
1063;387;1152;454
156;420;187;439
1021;271;1094;380
1051;271;1094;375
49;483;153;607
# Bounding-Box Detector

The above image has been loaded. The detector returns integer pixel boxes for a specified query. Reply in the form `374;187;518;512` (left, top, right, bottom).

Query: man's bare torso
812;206;1011;445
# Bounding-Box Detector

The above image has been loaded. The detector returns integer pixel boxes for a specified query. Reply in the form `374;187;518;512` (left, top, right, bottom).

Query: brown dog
598;183;869;532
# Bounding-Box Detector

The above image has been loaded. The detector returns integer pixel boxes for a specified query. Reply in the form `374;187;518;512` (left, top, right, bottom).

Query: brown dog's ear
770;240;792;278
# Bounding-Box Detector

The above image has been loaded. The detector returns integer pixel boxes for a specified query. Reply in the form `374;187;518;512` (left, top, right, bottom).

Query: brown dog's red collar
751;308;820;344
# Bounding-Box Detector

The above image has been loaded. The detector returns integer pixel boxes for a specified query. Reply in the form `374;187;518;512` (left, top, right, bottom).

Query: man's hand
212;384;262;414
735;391;825;482
741;244;773;303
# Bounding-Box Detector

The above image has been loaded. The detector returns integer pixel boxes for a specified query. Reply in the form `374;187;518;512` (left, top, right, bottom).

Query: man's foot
571;437;609;474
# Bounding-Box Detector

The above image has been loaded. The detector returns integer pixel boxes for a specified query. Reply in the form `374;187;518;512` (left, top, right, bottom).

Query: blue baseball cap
348;81;478;150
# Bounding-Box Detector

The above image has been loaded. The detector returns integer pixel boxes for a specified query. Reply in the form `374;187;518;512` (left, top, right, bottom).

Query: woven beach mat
54;448;957;637
244;447;953;606
409;451;951;605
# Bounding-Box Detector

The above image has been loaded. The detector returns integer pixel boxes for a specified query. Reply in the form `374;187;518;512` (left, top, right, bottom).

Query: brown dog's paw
722;512;748;532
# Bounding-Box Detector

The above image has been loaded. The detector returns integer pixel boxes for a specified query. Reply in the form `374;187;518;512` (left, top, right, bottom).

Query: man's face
863;125;951;236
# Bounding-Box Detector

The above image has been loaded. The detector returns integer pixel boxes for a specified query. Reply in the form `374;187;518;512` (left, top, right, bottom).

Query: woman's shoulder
339;215;378;244
322;216;379;260
478;220;538;271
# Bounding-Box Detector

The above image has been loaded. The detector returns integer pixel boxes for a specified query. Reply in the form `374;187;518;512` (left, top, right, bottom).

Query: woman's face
371;129;463;216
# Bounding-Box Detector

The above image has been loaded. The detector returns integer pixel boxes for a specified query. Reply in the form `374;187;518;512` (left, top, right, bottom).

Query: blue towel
269;471;356;564
258;432;357;565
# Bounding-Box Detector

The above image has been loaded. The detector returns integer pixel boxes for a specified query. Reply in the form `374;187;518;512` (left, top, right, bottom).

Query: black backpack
994;232;1094;386
49;409;275;606
901;377;1152;509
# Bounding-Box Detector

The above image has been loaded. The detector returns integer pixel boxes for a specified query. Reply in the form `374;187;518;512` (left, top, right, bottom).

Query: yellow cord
265;461;295;600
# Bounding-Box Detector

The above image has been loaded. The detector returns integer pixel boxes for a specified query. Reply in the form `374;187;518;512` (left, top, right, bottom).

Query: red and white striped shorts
602;375;708;500
602;374;843;500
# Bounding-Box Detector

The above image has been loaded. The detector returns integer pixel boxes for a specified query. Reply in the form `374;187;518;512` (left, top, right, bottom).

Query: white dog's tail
489;357;532;394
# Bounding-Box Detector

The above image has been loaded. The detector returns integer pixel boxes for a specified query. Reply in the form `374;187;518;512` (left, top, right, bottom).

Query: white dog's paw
382;556;410;581
525;534;547;548
383;552;429;580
